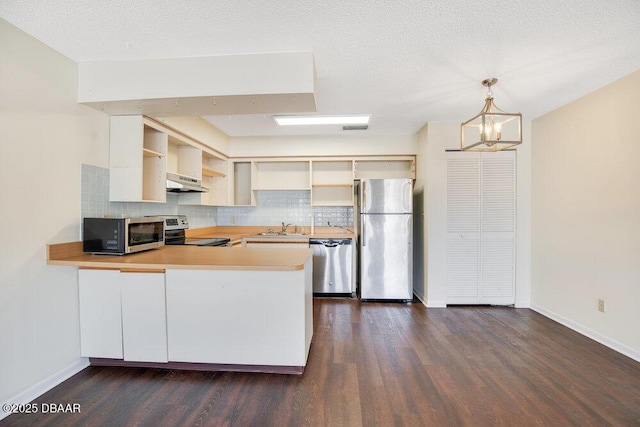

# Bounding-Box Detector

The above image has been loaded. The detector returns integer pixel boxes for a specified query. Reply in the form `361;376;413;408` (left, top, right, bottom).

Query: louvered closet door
479;152;515;304
446;151;515;305
446;153;481;301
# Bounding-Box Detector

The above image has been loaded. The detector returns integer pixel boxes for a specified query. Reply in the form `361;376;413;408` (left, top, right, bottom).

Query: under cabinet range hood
166;172;209;193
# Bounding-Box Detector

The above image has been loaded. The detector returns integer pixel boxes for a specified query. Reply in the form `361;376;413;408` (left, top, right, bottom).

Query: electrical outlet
231;216;236;224
598;299;605;313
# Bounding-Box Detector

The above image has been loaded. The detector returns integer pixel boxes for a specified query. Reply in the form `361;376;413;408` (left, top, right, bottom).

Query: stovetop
148;215;230;247
184;238;231;247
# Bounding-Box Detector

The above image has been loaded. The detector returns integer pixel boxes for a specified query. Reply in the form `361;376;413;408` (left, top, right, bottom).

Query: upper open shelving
142;147;165;158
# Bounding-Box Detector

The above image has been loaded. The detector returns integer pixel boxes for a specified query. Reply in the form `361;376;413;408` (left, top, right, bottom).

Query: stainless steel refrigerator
357;179;413;301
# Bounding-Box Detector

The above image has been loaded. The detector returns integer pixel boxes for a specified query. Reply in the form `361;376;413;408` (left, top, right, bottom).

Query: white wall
424;123;455;307
0;19;109;407
229;134;417;157
424;122;531;308
413;125;428;301
531;70;640;361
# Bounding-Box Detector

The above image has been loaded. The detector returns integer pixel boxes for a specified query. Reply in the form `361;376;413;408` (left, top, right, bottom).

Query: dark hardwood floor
3;299;639;426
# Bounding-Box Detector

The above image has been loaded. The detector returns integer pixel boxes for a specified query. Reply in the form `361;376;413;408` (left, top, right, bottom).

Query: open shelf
254;161;310;190
111;115;232;205
312;183;353;187
142;147;165;158
310;161;353;206
311;185;353;206
202;167;226;178
354;159;415;179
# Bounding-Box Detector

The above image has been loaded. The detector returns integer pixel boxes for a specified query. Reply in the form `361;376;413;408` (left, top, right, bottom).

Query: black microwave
83;217;165;255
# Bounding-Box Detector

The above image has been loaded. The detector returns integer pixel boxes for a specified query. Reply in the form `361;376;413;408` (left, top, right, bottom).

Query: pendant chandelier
461;78;522;152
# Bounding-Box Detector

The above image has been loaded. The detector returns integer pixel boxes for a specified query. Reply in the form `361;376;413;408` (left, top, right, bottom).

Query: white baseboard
412;292;446;308
426;299;447;308
530;305;640;363
1;358;89;421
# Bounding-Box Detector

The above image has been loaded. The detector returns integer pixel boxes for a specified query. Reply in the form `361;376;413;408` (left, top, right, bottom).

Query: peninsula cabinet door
78;269;168;362
120;272;168;363
78;269;123;359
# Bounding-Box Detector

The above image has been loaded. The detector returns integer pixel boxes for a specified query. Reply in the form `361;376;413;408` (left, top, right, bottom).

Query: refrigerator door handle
361;216;366;247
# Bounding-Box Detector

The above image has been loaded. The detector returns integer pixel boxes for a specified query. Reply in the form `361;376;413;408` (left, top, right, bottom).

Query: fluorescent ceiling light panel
274;115;370;126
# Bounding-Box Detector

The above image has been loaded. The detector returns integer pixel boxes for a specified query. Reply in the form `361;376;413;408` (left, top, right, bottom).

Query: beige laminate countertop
47;243;312;271
187;226;355;244
47;226;350;272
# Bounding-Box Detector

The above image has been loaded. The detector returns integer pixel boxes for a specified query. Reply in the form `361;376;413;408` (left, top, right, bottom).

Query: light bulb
495;122;502;141
485;123;492;137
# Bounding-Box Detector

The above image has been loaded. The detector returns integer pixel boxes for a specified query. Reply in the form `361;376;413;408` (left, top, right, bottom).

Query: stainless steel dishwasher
309;238;353;295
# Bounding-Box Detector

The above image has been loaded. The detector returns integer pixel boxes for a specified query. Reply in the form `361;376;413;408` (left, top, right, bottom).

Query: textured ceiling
2;0;640;136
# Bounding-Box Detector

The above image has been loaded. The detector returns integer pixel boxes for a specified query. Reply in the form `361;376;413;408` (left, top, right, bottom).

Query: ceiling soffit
78;52;317;117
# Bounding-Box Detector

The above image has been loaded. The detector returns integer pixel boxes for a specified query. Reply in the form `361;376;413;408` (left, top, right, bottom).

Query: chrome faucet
281;222;293;233
328;220;353;234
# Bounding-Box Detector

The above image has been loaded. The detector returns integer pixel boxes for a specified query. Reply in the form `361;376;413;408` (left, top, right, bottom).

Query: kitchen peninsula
47;243;313;375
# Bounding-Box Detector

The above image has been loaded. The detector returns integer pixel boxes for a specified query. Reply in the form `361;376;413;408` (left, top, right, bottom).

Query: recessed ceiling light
343;125;369;131
273;115;370;126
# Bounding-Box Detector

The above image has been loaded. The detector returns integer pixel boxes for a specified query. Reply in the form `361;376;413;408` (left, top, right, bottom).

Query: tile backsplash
80;164;195;226
81;164;110;219
81;164;352;232
217;191;353;228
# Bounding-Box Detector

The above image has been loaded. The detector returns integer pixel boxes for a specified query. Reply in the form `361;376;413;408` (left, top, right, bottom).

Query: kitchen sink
256;231;307;236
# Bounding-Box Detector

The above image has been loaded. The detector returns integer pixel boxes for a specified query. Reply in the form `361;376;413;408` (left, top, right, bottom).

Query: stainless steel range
157;215;231;247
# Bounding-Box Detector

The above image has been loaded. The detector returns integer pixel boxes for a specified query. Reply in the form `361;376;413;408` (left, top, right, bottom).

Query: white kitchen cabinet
167;139;200;178
201;153;229;206
229;156;415;206
354;158;415;179
178;150;230;206
120;271;168;363
78;268;168;362
254;161;311;190
311;160;354;206
110;114;229;205
110;115;168;203
78;269;123;359
232;159;312;204
232;161;255;206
